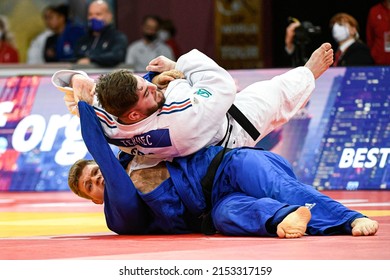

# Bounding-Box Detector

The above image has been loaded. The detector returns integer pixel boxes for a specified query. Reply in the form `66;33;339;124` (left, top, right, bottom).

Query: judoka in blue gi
68;101;379;238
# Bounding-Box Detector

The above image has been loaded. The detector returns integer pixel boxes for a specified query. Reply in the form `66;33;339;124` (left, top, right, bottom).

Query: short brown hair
68;159;96;200
329;13;359;32
96;69;139;117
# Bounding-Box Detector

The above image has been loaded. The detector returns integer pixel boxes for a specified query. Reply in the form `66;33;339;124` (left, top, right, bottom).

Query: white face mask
332;23;350;43
158;30;170;42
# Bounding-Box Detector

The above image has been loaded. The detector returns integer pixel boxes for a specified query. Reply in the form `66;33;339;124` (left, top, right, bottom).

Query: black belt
199;105;260;234
200;147;232;235
228;104;260;141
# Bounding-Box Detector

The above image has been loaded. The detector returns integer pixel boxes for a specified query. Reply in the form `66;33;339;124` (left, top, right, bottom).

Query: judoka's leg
218;149;377;235
232;67;314;147
212;192;310;238
231;43;333;146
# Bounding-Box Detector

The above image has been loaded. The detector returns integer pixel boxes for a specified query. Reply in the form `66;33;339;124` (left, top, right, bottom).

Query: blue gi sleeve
78;101;153;234
142;71;159;82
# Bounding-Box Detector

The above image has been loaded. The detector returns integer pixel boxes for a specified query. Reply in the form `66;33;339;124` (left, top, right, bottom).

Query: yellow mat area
0;210;388;238
0;212;110;238
358;210;390;217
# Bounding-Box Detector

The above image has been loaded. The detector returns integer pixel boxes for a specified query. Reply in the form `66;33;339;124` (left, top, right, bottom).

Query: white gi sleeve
51;70;98;116
166;49;237;155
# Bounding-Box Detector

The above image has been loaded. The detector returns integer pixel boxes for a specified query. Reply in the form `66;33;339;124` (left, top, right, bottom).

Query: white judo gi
52;49;315;171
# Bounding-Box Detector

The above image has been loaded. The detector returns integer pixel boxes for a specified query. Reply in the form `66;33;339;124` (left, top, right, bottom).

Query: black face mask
143;33;157;42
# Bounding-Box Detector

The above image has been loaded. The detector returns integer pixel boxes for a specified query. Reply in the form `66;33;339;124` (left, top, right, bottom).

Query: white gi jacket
52;49;314;171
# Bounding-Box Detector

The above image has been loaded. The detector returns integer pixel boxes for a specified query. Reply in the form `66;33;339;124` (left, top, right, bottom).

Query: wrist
70;74;82;87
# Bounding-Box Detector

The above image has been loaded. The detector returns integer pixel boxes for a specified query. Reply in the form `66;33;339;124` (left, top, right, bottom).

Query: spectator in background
284;18;320;67
126;15;174;72
366;0;390;65
27;5;55;64
74;0;127;67
158;18;181;60
0;15;19;63
44;4;85;62
330;13;374;67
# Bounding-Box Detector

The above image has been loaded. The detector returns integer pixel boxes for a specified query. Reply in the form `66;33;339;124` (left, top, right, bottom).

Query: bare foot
351;218;379;236
276;207;311;238
304;42;334;79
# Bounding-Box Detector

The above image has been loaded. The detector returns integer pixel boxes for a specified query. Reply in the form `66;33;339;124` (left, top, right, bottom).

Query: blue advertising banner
250;67;390;190
0;75;90;191
0;67;389;191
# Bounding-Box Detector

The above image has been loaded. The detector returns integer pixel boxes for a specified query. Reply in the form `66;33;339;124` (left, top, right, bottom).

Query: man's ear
92;199;103;205
127;110;143;122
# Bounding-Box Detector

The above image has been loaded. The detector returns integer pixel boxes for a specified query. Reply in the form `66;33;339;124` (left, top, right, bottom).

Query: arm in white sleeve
166;49;237;154
51;70;98;116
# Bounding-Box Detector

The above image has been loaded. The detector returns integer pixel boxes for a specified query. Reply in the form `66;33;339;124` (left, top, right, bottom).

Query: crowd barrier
0;65;389;191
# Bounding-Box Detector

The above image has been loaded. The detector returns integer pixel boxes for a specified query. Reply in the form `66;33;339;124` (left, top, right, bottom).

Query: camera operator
284;17;321;67
330;13;374;67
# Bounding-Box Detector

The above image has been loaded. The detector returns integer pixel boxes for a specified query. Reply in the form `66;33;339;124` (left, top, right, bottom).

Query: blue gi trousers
79;101;365;236
211;149;365;236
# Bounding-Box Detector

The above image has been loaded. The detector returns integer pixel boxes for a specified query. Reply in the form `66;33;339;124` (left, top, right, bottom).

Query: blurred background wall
0;0;382;68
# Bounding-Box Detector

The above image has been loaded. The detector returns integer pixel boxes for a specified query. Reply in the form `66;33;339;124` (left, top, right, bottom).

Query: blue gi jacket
79;101;220;234
79;101;364;236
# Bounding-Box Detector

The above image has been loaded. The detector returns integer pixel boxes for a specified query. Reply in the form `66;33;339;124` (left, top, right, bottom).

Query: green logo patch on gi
196;88;212;98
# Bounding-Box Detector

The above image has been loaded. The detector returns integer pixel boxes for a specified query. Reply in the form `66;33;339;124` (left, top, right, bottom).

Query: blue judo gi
78;101;365;236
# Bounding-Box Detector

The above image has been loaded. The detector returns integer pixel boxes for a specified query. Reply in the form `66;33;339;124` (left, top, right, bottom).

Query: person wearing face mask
125;15;175;72
158;18;181;60
0;15;19;63
330;13;374;67
73;0;128;67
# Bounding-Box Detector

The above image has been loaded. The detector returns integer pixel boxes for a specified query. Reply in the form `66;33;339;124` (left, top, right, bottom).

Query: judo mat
1;190;389;260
